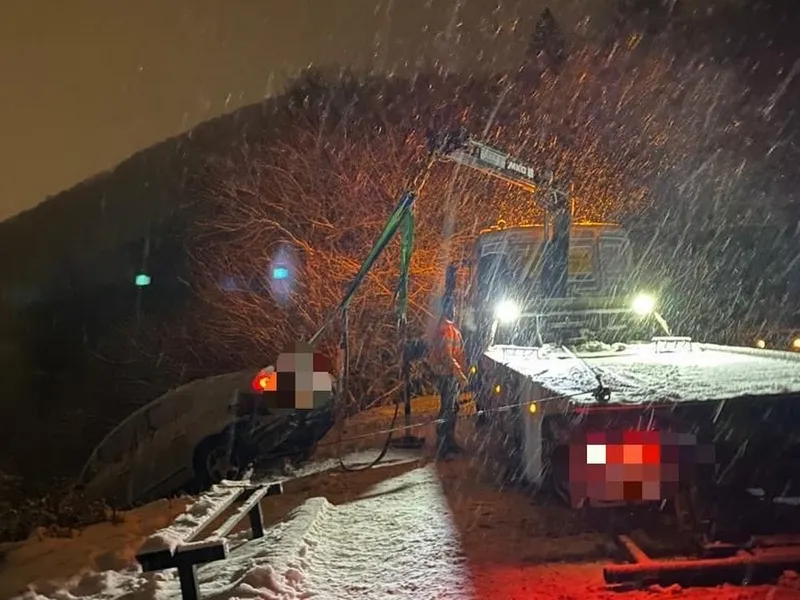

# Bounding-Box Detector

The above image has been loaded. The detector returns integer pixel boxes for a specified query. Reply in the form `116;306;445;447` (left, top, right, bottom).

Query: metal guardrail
136;480;283;600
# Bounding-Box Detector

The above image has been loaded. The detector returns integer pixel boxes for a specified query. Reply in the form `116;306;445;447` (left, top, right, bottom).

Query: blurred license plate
568;430;700;504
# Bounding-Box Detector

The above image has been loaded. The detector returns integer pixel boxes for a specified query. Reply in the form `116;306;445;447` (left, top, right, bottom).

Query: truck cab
461;221;637;361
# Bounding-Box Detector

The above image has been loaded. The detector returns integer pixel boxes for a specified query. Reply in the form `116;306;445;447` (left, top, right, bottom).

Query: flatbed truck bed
476;341;800;510
484;342;800;406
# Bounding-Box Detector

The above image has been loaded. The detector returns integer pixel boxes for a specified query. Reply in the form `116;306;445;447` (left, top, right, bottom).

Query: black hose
335;306;401;472
252;386;600;470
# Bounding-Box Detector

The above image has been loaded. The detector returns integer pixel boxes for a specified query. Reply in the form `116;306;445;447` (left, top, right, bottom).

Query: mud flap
519;385;547;488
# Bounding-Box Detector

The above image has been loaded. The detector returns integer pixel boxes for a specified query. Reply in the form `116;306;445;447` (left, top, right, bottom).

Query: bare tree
185;45;760;407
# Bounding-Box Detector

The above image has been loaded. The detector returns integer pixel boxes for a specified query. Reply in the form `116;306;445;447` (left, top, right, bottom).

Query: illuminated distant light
493;384;502;395
272;266;290;280
792;338;800;351
528;401;538;415
469;365;477;375
755;339;766;349
134;274;151;287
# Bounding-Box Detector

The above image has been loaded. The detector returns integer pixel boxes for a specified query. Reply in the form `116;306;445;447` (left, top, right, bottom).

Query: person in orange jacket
428;302;469;458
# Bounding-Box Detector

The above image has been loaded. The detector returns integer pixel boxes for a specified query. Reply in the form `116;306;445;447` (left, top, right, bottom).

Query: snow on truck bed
485;342;800;405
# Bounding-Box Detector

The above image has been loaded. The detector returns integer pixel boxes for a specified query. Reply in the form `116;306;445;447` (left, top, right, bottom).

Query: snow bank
10;497;332;600
208;497;330;600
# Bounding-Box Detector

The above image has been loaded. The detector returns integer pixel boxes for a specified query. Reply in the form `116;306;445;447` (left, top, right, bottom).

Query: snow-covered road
302;466;469;598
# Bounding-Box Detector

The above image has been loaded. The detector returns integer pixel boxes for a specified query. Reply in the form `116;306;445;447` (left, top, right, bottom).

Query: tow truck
426;130;800;525
303;127;800;586
427;129;656;359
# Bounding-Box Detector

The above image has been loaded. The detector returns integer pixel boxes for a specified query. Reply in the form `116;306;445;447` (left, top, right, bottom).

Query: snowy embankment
4;456;466;600
9;496;329;600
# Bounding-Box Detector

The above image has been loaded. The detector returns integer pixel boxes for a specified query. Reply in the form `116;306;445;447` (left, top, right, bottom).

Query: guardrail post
137;481;284;600
177;564;200;600
248;501;265;538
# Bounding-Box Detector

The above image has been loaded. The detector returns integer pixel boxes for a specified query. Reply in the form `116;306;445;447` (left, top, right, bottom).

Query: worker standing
428;302;469;458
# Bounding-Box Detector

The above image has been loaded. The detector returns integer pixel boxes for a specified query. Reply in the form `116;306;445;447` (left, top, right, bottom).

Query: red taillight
251;372;275;392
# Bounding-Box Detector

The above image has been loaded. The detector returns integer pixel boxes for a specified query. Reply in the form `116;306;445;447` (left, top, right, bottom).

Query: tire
192;429;243;491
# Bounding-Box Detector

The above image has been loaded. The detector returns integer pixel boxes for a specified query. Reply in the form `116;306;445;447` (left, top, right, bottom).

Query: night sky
0;0;736;222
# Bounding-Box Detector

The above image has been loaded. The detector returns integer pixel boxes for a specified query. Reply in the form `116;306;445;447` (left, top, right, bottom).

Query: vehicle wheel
193;431;243;491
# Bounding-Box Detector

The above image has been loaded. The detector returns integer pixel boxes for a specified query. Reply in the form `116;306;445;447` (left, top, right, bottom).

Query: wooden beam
214;486;269;539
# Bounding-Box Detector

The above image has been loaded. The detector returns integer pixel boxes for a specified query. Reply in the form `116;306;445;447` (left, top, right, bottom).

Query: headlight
755;339;766;349
632;293;656;316
494;299;521;324
792;338;800;351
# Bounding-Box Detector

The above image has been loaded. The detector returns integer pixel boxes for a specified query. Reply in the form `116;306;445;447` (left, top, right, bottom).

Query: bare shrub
186;46;764;407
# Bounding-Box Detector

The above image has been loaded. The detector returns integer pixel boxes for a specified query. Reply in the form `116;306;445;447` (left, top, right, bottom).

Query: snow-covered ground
487;342;800;404
4;397;800;600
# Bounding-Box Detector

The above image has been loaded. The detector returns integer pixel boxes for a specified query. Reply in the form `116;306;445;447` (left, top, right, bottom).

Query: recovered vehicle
75;367;335;507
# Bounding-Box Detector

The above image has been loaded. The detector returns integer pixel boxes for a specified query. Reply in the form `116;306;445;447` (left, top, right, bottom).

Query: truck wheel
193;431;243;491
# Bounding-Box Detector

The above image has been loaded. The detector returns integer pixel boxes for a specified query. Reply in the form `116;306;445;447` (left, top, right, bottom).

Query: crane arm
427;128;569;210
427;127;571;299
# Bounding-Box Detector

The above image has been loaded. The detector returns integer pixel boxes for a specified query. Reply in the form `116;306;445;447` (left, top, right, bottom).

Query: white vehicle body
76;371;287;506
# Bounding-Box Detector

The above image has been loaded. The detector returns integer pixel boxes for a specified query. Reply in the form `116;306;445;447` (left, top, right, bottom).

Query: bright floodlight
632;293;656;316
494;299;521;324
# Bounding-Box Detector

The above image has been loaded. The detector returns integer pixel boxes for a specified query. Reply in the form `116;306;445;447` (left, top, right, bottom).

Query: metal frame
136;481;284;600
606;533;800;588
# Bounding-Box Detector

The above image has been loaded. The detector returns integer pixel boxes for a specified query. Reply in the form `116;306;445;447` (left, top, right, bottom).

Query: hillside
0;100;286;295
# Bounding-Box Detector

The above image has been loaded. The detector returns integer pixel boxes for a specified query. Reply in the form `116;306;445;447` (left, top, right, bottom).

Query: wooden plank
213;485;270;539
175;487;242;546
177;564;200;600
137;549;177;572
266;481;283;496
136;486;243;570
249;502;265;539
